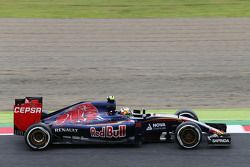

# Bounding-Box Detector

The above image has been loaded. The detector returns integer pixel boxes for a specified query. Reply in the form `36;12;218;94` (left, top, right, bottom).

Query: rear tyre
175;110;199;121
175;122;202;149
24;123;52;150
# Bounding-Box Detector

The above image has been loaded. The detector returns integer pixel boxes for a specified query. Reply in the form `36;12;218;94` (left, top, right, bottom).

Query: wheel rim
27;127;50;149
180;128;197;145
177;125;201;149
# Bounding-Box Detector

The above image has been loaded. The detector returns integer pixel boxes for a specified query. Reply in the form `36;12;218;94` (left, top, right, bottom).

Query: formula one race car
14;96;231;150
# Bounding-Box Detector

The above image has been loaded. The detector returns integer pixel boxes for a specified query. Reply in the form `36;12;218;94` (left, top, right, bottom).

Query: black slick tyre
24;123;52;150
175;110;199;121
175;122;202;149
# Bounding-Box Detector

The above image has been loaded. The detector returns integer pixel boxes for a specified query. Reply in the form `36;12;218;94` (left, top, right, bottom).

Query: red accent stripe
0;127;14;134
243;126;250;131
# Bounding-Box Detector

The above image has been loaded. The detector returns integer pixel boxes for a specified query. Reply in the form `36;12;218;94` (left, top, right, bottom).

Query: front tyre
24;123;52;150
175;122;202;149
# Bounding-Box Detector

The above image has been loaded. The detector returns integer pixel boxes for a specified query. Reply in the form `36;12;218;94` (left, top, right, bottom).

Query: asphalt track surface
1;18;250;110
0;134;249;167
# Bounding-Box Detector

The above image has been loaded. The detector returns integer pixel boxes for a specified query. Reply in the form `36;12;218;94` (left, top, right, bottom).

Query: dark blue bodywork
14;97;231;150
42;100;139;144
35;99;229;145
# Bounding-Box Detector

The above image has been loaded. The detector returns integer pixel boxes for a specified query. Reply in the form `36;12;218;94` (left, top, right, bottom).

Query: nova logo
90;125;126;138
153;123;166;128
146;123;166;131
14;107;42;114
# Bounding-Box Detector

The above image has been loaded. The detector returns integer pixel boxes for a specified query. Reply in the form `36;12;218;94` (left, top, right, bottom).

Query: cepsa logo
90;125;126;138
14;107;42;114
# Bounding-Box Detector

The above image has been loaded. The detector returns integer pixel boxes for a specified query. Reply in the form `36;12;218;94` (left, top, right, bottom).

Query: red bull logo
90;125;126;138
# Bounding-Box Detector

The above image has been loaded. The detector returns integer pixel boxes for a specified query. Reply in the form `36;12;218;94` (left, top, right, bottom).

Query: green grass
1;0;250;18
0;112;13;127
1;109;250;127
149;108;250;121
149;109;250;125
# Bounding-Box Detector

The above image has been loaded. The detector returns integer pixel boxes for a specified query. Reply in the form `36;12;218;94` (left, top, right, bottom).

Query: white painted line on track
0;133;13;135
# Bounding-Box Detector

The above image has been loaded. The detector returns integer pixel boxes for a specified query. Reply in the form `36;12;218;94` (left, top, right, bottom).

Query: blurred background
0;0;250;111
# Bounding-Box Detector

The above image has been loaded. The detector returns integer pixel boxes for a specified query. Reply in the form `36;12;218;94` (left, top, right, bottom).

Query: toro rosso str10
14;96;231;150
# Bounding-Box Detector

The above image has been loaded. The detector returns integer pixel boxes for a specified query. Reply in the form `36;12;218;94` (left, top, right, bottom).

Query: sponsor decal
14;103;42;132
146;123;166;131
211;138;230;143
90;125;126;138
14;107;42;114
54;128;78;133
55;103;98;125
146;124;152;131
153;123;166;129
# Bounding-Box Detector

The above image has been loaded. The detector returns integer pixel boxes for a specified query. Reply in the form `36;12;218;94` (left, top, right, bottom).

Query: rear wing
14;97;43;135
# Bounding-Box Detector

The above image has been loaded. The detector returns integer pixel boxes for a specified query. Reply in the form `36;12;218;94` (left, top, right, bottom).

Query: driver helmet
120;107;132;116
